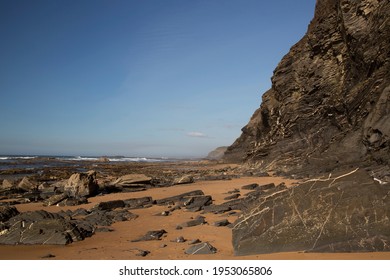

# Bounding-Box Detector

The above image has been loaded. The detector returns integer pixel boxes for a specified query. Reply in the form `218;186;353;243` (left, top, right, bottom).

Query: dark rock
0;206;19;222
202;204;232;214
123;196;154;209
241;183;259;190
227;189;240;194
183;195;212;211
131;229;167;242
57;197;88;206
0;210;88;245
136;250;150;257
93;200;125;211
64;171;99;197
95;227;114;232
188;239;202;245
155;190;205;205
213;219;231;227
233;169;390;255
179;216;206;228
185;242;217;255
224;193;240;200
43;193;68;206
41;254;56;259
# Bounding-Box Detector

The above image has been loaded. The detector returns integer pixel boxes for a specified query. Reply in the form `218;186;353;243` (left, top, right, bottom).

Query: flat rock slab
185;242;217;255
131;230;167;242
179;216;206;228
0;210;88;245
155;190;204;205
233;169;390;255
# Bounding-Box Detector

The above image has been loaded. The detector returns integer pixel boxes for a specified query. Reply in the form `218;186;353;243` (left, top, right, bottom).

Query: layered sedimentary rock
233;169;390;255
225;0;390;175
229;0;390;256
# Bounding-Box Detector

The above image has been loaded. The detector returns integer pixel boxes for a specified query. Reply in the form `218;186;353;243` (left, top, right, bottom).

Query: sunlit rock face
225;0;390;176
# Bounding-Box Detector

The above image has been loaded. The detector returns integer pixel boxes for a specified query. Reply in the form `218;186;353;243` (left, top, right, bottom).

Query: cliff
224;0;390;176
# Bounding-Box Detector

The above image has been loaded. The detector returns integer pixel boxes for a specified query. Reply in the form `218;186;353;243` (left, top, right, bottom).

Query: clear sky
0;0;316;158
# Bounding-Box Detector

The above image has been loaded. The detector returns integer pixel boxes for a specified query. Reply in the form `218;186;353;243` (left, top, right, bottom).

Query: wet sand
1;173;390;260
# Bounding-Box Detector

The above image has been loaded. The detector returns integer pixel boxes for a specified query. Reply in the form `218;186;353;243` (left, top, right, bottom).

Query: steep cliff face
225;0;390;175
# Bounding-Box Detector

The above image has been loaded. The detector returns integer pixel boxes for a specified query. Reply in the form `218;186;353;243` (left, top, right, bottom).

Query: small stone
188;239;201;245
171;236;186;243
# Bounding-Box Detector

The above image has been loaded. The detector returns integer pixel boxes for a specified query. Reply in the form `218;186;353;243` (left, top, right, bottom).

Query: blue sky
0;0;316;158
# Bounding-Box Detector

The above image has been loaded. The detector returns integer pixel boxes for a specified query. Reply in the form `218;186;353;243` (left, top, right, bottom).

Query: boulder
233;169;390;255
1;179;14;189
17;177;36;191
64;170;99;197
173;175;194;185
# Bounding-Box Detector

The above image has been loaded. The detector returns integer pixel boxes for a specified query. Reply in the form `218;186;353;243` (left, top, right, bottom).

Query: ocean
0;155;178;172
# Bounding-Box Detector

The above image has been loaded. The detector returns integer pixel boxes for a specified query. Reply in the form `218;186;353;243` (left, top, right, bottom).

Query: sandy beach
1;165;390;260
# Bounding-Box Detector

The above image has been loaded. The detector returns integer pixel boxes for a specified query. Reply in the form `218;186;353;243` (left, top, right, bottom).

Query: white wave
0;156;37;160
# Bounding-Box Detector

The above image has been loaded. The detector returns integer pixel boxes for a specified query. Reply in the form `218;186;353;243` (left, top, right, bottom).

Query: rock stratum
228;0;390;256
225;0;390;176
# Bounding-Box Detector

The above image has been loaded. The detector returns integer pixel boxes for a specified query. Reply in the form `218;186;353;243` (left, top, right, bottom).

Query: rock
112;174;152;188
64;171;99;197
173;175;194;185
224;193;240;200
227;188;240;194
93;200;125;211
202;204;232;214
179;216;206;228
241;183;259;190
84;210;138;227
224;0;390;175
188;239;202;245
1;179;14;189
135;249;150;257
0;210;89;245
131;230;167;242
57;197;88;206
41;254;56;259
213;219;231;227
206;146;228;160
123;197;154;209
0;206;19;222
183;195;212;211
233;169;390;255
185;242;217;255
155;190;205;205
43;193;68;206
171;236;186;243
17;177;36;191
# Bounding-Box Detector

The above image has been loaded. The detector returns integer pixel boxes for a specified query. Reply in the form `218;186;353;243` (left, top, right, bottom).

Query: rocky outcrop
233;169;390;255
64;171;99;197
225;0;390;175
